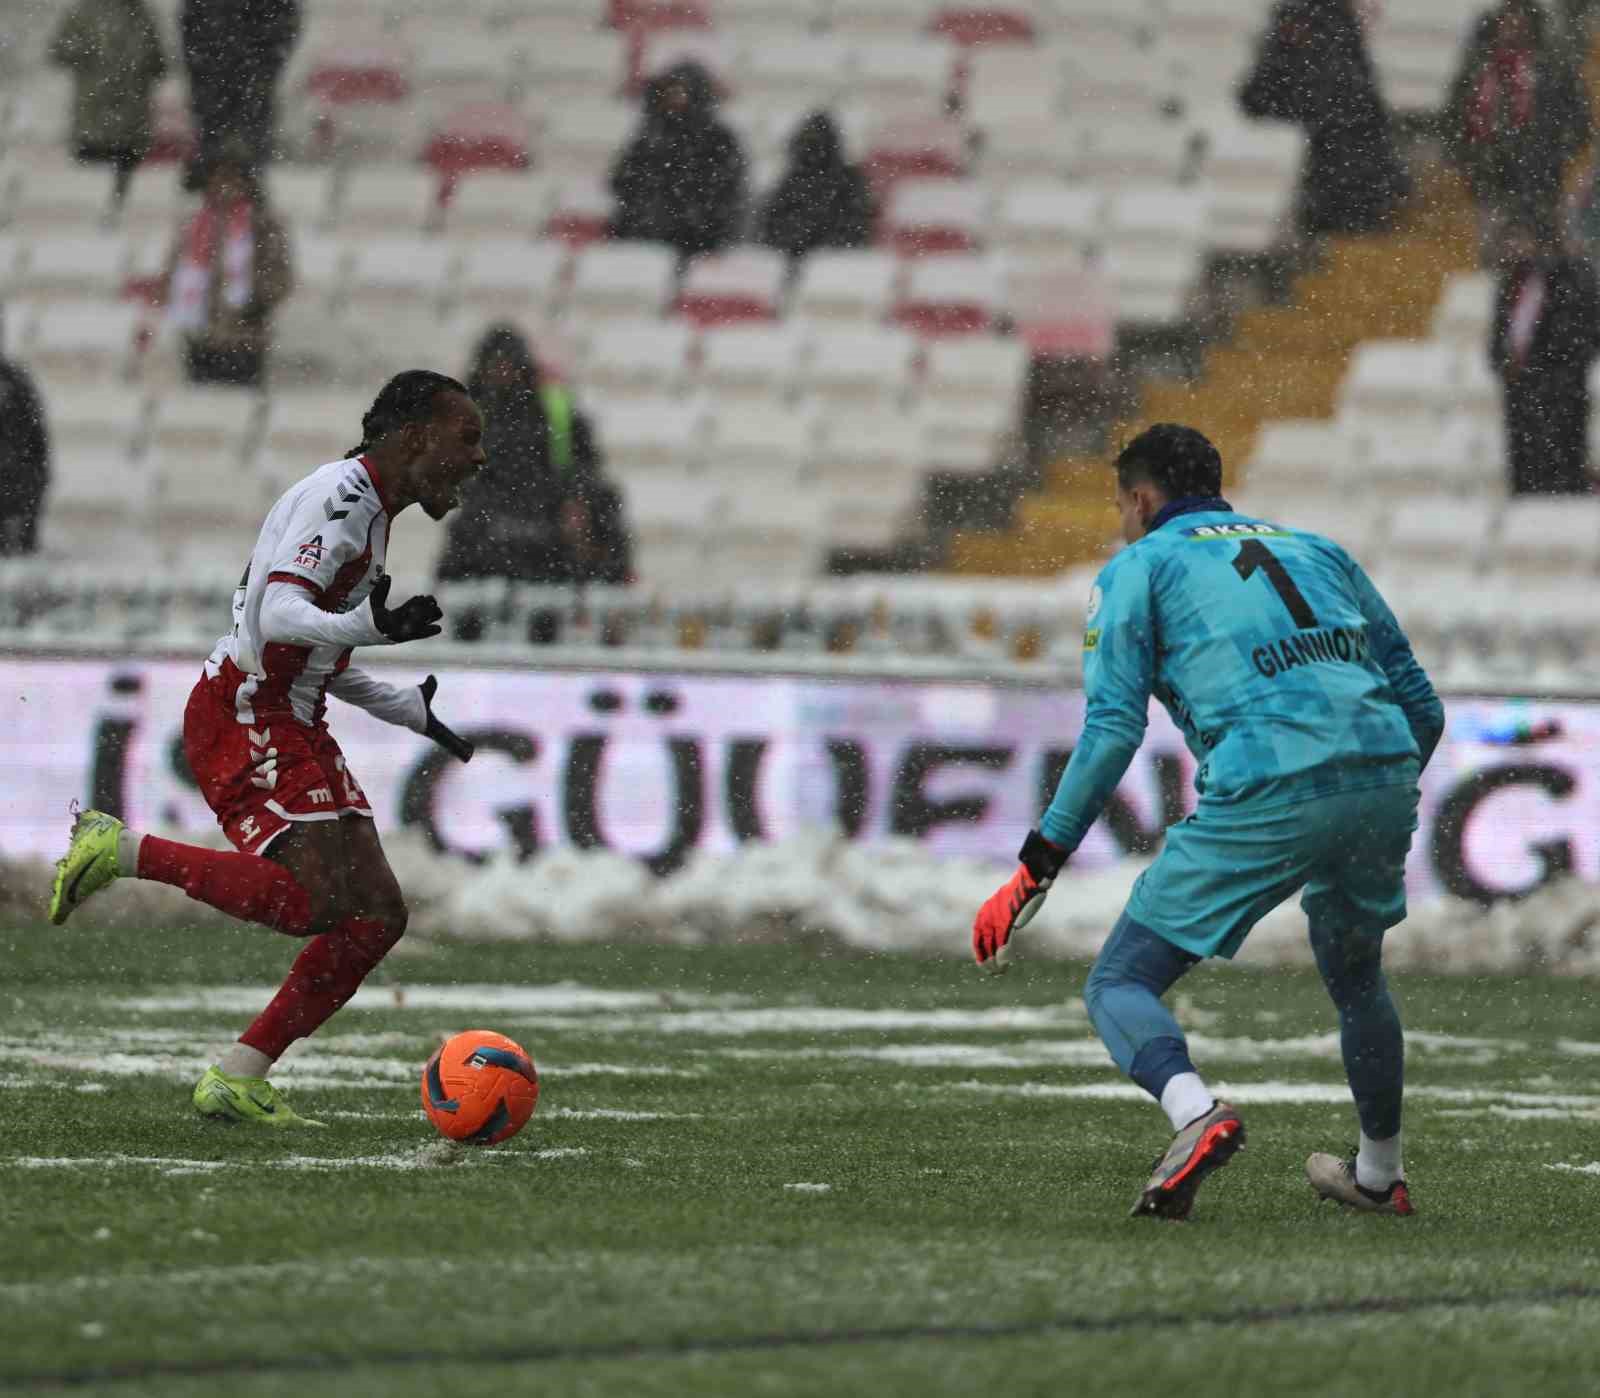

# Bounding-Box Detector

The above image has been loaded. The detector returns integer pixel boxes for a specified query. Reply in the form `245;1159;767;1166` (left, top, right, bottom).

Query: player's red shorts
184;663;373;855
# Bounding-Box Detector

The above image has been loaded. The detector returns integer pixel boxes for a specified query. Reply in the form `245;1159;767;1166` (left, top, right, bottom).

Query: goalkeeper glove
418;675;474;763
369;573;443;643
972;830;1067;972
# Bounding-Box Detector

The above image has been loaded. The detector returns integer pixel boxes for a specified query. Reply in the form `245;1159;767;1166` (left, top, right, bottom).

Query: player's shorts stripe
263;800;341;824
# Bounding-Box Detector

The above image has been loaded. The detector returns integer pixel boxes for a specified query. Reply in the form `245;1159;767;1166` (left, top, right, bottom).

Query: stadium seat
1004;256;1116;357
446;171;555;238
1494;497;1600;577
627;468;724;585
851;38;958;111
1386;498;1498;570
13;233;132;303
266;302;375;389
973;115;1073;180
345;237;460;311
1337;341;1462;422
147;389;262;464
1431;273;1495;349
1061;47;1165;119
932;2;1038;46
922;334;1028;408
741;36;853;108
568;241;678;321
1196;119;1303;251
638;29;744;93
796;324;920;408
539;102;639;177
675;247;788;325
405;24;521;104
863;113;968;188
299;27;411;107
894;253;1003;336
1245;418;1358;495
337;167;444;233
119;172;193;239
43;382;150;457
829;0;939;33
883;179;989;255
292;235;356;311
1076;121;1194;188
809;412;924;539
696;323;809;403
8;163;115;231
589;394;707;475
991;182;1103;259
545;176;616;245
421;103;533;178
716;486;827;581
43;446;153;541
258;390;371;468
790;249;900;325
262;167;337;234
582;320;697;398
705;403;817;501
523;30;628;100
148;443;269;534
25;302;147;381
1344;416;1499;498
455;237;570;317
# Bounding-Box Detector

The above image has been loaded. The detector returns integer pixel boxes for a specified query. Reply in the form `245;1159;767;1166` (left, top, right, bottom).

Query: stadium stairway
949;163;1479;576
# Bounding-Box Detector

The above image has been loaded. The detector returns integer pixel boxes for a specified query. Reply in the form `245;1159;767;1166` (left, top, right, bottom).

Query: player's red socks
239;918;404;1060
136;835;313;936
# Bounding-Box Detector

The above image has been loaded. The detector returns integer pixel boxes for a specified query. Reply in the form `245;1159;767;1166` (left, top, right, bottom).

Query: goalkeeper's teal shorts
1124;776;1421;961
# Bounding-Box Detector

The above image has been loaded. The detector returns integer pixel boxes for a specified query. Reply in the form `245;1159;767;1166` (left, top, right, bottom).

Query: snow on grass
546;1106;701;1121
115;983;726;1017
783;1182;833;1193
0;1144;590;1176
1547;1162;1600;1176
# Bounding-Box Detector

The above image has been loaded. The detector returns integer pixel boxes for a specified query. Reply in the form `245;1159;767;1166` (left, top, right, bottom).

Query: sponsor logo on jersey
293;534;325;568
238;815;260;843
308;787;334;805
1182;522;1291;540
1253;625;1370;679
1083;628;1100;651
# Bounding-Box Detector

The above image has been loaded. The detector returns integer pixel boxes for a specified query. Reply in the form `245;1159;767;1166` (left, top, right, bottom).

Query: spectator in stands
162;147;293;388
180;0;300;189
1239;0;1409;235
0;332;50;556
437;325;632;589
1490;217;1600;494
758;112;874;259
611;62;747;261
50;0;168;219
1447;0;1590;261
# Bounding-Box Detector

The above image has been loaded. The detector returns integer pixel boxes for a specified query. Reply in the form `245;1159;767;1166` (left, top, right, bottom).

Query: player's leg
1098;807;1308;1218
1301;783;1418;1215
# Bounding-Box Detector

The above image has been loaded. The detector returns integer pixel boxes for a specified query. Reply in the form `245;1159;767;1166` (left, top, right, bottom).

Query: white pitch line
943;1081;1600;1108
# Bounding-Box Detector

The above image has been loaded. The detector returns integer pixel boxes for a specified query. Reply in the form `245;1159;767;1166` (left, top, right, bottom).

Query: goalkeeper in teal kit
972;425;1444;1221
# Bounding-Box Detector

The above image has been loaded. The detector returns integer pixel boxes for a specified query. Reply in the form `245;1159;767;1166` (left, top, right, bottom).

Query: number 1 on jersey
1232;539;1319;628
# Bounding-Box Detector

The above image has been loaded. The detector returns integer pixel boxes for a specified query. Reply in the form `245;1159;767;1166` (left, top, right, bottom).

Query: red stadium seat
893;254;1001;337
864;115;968;197
302;31;410;105
930;5;1036;46
422;103;532;180
1004;257;1116;358
675;248;787;326
545;177;616;246
610;0;712;33
882;179;987;255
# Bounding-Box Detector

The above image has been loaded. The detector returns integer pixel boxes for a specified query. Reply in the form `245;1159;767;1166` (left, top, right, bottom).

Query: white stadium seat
582;320;697;398
264;167;338;233
742;37;854;106
883;179;989;255
25;302;147;381
588;394;706;474
258;391;370;467
45;383;150;457
14;233;130;303
446;171;556;239
336;167;443;233
147;389;262;463
1495;497;1600;576
1387;498;1499;570
797;323;920;408
791;250;900;325
345;236;459;310
895;253;1004;336
1431;273;1495;349
455;237;569;315
523;30;628;100
850;38;958;111
676;247;788;326
992;182;1104;259
568;241;678;322
1338;341;1463;422
1076;121;1193;187
696;323;809;403
539;102;638;177
8;162;115;230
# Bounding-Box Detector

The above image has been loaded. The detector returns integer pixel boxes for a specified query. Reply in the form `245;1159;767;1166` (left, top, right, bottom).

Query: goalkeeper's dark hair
1113;423;1223;500
344;370;470;458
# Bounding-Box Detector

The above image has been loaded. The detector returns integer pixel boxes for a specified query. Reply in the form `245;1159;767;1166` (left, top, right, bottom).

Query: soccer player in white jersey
49;370;487;1126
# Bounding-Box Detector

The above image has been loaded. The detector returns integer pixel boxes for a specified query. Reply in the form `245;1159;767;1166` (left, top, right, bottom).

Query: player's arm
260;573;442;650
1343;554;1446;768
326;668;474;761
972;557;1155;968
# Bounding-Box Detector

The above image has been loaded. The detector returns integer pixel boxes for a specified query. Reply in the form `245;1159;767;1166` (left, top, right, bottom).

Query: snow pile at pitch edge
7;829;1600;974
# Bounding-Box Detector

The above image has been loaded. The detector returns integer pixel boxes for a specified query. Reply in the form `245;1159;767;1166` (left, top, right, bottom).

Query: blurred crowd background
2;0;1600;684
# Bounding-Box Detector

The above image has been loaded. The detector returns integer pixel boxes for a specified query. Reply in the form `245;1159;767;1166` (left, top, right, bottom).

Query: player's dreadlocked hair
344;370;470;458
1113;423;1223;500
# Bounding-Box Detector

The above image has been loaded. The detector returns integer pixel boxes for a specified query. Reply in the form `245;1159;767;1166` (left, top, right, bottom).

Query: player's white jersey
205;455;390;727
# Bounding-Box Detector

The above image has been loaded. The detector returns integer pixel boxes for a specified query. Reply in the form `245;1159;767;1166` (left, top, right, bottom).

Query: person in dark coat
180;0;300;189
437;325;632;587
1489;220;1600;494
1238;0;1409;236
50;0;168;212
1446;0;1591;258
758;111;874;259
0;340;51;556
610;62;747;260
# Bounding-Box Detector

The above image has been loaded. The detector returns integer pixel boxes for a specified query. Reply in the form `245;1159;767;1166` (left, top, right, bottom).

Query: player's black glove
368;573;443;643
418;675;474;763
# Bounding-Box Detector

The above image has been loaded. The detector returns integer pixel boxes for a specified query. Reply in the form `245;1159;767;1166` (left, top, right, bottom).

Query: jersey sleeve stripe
267;571;323;596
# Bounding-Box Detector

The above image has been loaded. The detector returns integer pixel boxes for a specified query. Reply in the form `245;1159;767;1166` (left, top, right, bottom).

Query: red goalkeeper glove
972;830;1067;972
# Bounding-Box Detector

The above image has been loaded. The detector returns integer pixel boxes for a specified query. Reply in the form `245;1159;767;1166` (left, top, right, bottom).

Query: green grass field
4;923;1600;1397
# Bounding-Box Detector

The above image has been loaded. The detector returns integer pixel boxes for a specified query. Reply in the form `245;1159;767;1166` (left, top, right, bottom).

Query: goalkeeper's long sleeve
258;579;389;650
1343;558;1446;769
325;666;428;732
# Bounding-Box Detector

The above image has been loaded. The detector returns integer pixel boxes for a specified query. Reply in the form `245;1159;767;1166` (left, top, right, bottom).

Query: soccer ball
421;1029;540;1146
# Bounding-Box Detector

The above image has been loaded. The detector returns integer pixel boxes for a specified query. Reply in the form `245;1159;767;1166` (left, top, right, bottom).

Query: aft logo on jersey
293;534;325;568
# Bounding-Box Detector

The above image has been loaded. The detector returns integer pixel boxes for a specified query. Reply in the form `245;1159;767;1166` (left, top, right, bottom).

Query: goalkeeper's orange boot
1130;1102;1246;1220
